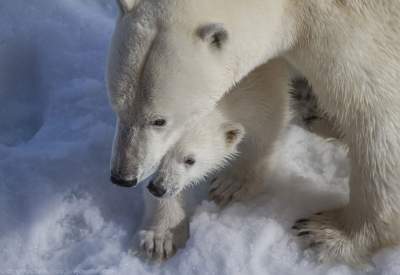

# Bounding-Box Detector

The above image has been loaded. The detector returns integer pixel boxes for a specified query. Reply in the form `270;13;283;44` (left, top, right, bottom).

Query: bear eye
151;119;167;127
184;156;196;166
197;24;228;50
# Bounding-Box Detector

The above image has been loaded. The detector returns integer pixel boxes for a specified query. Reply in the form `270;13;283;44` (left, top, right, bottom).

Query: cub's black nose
110;174;138;188
147;181;166;197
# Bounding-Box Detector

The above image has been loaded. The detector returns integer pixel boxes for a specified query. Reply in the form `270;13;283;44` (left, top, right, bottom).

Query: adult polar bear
107;0;400;265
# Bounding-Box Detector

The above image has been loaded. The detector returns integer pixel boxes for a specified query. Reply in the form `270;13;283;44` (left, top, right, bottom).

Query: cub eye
151;119;167;127
184;157;196;166
211;33;224;48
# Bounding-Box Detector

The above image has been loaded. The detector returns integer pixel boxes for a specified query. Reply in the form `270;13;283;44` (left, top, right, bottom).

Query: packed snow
1;1;400;274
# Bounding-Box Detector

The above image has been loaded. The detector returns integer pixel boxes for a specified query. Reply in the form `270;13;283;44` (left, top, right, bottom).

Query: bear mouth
110;175;138;188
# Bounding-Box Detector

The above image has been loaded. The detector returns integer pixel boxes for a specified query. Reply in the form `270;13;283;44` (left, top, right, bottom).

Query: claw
295;218;309;224
309;241;323;248
147;248;154;258
297;231;311;236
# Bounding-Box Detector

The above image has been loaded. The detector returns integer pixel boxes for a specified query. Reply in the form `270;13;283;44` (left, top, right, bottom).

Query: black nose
147;180;166;197
110;174;138;188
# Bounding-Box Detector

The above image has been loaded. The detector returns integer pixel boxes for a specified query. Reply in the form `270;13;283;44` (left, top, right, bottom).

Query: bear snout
110;172;138;188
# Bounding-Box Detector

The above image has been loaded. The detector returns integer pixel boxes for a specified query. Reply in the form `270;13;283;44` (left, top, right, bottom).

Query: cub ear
221;122;245;148
197;23;228;49
116;0;137;13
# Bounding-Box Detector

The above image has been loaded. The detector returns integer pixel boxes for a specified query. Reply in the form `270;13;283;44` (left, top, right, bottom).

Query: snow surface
1;1;400;274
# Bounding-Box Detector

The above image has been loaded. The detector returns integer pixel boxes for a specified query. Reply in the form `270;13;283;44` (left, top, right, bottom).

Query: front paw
209;173;263;207
209;175;241;206
138;230;176;261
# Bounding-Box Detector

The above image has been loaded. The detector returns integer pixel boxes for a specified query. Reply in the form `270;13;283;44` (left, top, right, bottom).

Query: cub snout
147;180;167;197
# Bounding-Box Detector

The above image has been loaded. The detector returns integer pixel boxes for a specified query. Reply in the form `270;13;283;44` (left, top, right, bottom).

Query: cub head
147;120;245;198
107;0;291;186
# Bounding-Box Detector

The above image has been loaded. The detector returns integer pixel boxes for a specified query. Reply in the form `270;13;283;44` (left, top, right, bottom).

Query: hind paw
292;209;371;266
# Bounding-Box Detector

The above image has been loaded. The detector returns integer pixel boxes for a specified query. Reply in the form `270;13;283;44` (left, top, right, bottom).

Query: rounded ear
221;122;245;148
197;23;228;49
116;0;138;13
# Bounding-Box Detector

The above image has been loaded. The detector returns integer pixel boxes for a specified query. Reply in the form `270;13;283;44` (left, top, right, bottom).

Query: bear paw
138;230;176;261
292;209;370;266
209;173;263;207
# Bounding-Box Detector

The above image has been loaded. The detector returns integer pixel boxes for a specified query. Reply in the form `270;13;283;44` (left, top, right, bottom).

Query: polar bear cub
139;58;290;260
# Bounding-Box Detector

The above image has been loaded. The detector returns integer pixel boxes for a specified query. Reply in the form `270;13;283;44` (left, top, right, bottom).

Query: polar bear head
146;116;245;198
107;0;291;186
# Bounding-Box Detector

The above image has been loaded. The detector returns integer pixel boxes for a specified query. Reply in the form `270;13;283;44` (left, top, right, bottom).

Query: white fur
139;59;289;260
107;0;400;266
116;0;138;13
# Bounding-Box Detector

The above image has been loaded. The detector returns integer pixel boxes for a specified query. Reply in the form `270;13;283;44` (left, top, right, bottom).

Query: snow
1;1;399;274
